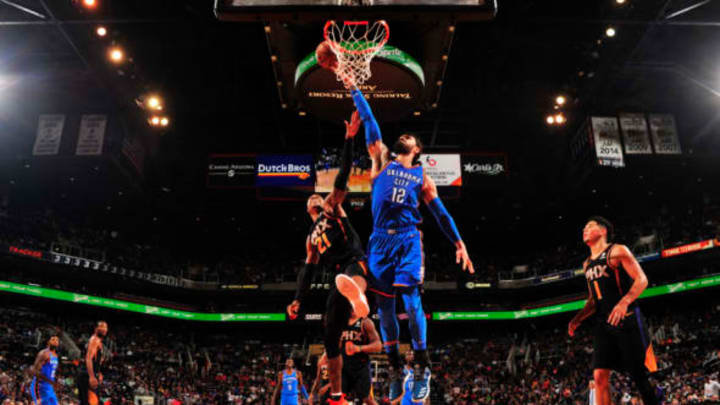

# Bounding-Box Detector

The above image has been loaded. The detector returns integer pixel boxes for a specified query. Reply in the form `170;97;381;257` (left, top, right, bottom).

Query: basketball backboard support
214;0;497;22
214;0;497;122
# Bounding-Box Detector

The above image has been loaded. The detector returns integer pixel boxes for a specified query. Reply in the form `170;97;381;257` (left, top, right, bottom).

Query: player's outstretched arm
607;244;649;326
287;237;320;320
350;89;389;178
421;174;474;274
325;110;361;215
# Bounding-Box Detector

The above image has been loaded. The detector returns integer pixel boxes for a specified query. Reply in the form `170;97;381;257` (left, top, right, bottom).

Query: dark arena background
1;1;720;404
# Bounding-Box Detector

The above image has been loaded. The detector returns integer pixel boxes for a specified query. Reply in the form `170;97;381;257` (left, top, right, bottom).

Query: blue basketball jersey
401;367;414;405
39;351;58;384
281;370;299;397
371;161;424;230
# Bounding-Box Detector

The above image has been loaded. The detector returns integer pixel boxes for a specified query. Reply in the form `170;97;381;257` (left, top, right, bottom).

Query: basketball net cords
324;21;389;89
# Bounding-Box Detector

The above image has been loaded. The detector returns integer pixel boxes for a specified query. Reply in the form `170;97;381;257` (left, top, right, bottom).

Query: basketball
316;41;338;71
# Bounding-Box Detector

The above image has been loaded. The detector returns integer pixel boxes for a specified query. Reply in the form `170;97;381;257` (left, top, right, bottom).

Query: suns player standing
348;87;474;403
568;216;663;405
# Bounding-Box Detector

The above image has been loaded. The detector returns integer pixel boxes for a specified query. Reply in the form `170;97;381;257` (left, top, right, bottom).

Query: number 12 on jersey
391;187;406;204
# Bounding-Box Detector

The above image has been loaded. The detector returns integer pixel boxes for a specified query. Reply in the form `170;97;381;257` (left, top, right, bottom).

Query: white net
323;20;390;89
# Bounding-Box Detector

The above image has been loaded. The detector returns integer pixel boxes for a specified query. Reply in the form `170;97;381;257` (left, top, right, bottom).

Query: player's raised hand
454;240;475;274
287;300;300;320
345;110;361;139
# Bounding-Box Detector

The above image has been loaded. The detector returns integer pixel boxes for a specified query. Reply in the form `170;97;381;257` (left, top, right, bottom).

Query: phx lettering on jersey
310;218;332;247
586;264;610;282
341;329;363;342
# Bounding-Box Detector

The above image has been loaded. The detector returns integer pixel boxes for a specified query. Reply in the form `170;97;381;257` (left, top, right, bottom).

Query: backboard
214;0;497;22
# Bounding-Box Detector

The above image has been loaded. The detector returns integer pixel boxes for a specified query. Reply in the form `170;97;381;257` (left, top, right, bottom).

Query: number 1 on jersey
391;187;406;204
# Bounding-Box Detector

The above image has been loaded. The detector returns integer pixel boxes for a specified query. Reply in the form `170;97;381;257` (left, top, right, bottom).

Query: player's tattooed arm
421;174;475;274
607;244;648;326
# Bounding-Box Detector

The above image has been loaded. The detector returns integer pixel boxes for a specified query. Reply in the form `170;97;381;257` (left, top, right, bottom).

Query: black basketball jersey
81;338;103;375
308;212;365;270
341;318;370;367
584;244;637;318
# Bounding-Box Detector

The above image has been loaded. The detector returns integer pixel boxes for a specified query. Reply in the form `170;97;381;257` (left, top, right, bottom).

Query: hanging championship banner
590;117;625;167
32;114;65;156
420;154;462;186
76;115;107;156
619;113;652;154
648;114;682;154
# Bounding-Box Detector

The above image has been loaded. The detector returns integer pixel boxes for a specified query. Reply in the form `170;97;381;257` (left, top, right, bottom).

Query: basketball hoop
323;20;390;89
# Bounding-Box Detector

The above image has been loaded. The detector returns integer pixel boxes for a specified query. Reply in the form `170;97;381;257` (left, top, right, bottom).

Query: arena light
555;113;566;124
616;0;626;4
82;0;97;9
146;96;162;110
546;115;555;125
150;116;160;126
298;110;307;117
555;95;566;106
96;26;107;37
108;47;124;64
606;27;616;37
160;117;169;127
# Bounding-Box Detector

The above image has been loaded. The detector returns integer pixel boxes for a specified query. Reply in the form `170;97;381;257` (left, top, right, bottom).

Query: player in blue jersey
272;358;309;405
391;351;417;405
29;335;60;405
351;89;475;402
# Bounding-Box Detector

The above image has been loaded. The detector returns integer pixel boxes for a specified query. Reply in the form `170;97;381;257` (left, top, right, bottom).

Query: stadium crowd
0;296;718;405
1;193;718;287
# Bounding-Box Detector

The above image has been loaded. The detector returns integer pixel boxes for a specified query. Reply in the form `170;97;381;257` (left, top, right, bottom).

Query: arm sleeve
351;89;382;147
333;135;354;191
301;385;309;399
294;262;318;302
427;197;462;243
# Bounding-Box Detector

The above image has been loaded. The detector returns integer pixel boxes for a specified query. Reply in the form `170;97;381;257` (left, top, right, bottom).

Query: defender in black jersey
76;321;107;405
287;110;371;405
568;217;662;405
341;317;382;405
